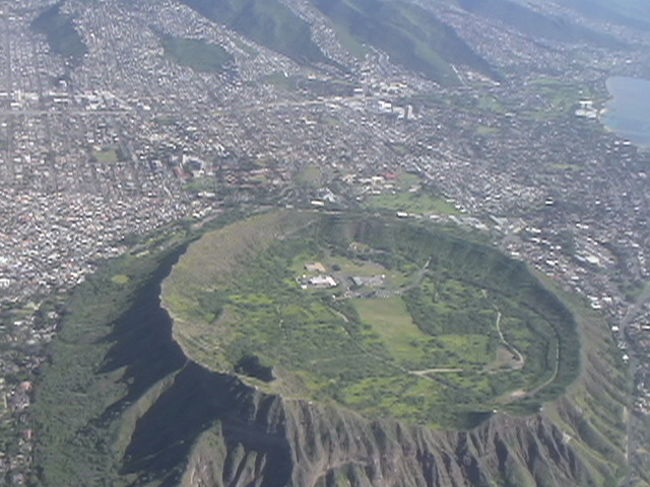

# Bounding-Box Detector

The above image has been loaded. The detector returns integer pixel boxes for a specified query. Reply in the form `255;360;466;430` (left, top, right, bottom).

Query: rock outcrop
114;358;610;487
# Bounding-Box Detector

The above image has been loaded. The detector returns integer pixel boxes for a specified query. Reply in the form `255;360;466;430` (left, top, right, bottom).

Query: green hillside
178;0;329;64
163;211;581;428
562;0;650;30
30;211;630;487
312;0;499;84
456;0;624;47
31;3;87;66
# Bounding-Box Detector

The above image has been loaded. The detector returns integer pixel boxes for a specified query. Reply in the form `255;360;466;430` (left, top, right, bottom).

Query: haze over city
1;1;650;486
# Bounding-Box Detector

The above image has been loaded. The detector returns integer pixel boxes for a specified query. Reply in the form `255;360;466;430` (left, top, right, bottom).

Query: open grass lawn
162;37;233;73
110;274;130;285
395;171;422;189
182;177;217;193
352;296;427;363
524;77;597;120
263;71;298;90
477;95;506;113
365;190;459;215
93;149;118;163
327;254;386;276
477;125;499;135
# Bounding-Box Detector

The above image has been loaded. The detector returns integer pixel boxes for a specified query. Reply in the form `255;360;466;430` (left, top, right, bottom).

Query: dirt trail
409;368;463;376
494;310;525;367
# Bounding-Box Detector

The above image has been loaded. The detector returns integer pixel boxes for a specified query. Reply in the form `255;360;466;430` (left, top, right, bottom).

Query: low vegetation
365;190;459;215
31;3;87;66
162;37;233;73
31;236;189;486
179;0;329;65
163;211;581;428
92;148;119;163
30;210;629;487
524;76;599;120
312;0;498;84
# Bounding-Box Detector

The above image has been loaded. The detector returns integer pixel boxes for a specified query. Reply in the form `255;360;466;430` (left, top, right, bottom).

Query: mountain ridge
31;214;633;487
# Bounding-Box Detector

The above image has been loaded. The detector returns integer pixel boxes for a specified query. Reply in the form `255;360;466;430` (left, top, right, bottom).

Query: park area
162;210;580;428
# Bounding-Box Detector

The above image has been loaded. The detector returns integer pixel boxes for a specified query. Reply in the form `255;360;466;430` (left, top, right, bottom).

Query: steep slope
454;0;623;48
135;373;601;487
163;212;582;426
176;0;329;65
557;0;650;31
31;213;634;487
311;0;499;84
171;0;498;84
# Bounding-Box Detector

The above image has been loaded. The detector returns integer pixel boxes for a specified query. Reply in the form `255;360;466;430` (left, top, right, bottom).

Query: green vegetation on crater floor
163;210;582;428
30;210;631;487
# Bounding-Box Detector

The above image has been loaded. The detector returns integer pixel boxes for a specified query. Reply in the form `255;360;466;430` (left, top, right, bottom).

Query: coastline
600;76;650;149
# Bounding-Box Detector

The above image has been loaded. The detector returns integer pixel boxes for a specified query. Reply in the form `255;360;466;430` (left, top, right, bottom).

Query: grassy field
352;296;426;363
93;149;118;163
477;95;507;114
365;190;460;215
110;273;130;284
477;125;499;135
523;77;598;120
162;37;233;73
263;72;298;90
163;211;580;428
395;171;423;189
327;255;386;276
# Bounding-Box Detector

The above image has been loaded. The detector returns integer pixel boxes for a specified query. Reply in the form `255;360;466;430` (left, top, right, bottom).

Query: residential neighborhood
1;0;650;484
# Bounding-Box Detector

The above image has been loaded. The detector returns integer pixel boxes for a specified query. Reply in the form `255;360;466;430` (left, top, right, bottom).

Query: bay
603;76;650;148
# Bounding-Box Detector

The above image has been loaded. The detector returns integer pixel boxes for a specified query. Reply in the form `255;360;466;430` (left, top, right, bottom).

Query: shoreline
601;76;650;150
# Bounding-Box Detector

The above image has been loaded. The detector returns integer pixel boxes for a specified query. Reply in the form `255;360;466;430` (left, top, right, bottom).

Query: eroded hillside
31;212;634;487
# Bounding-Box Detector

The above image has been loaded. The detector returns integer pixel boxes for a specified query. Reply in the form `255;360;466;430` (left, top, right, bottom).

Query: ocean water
603;76;650;148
